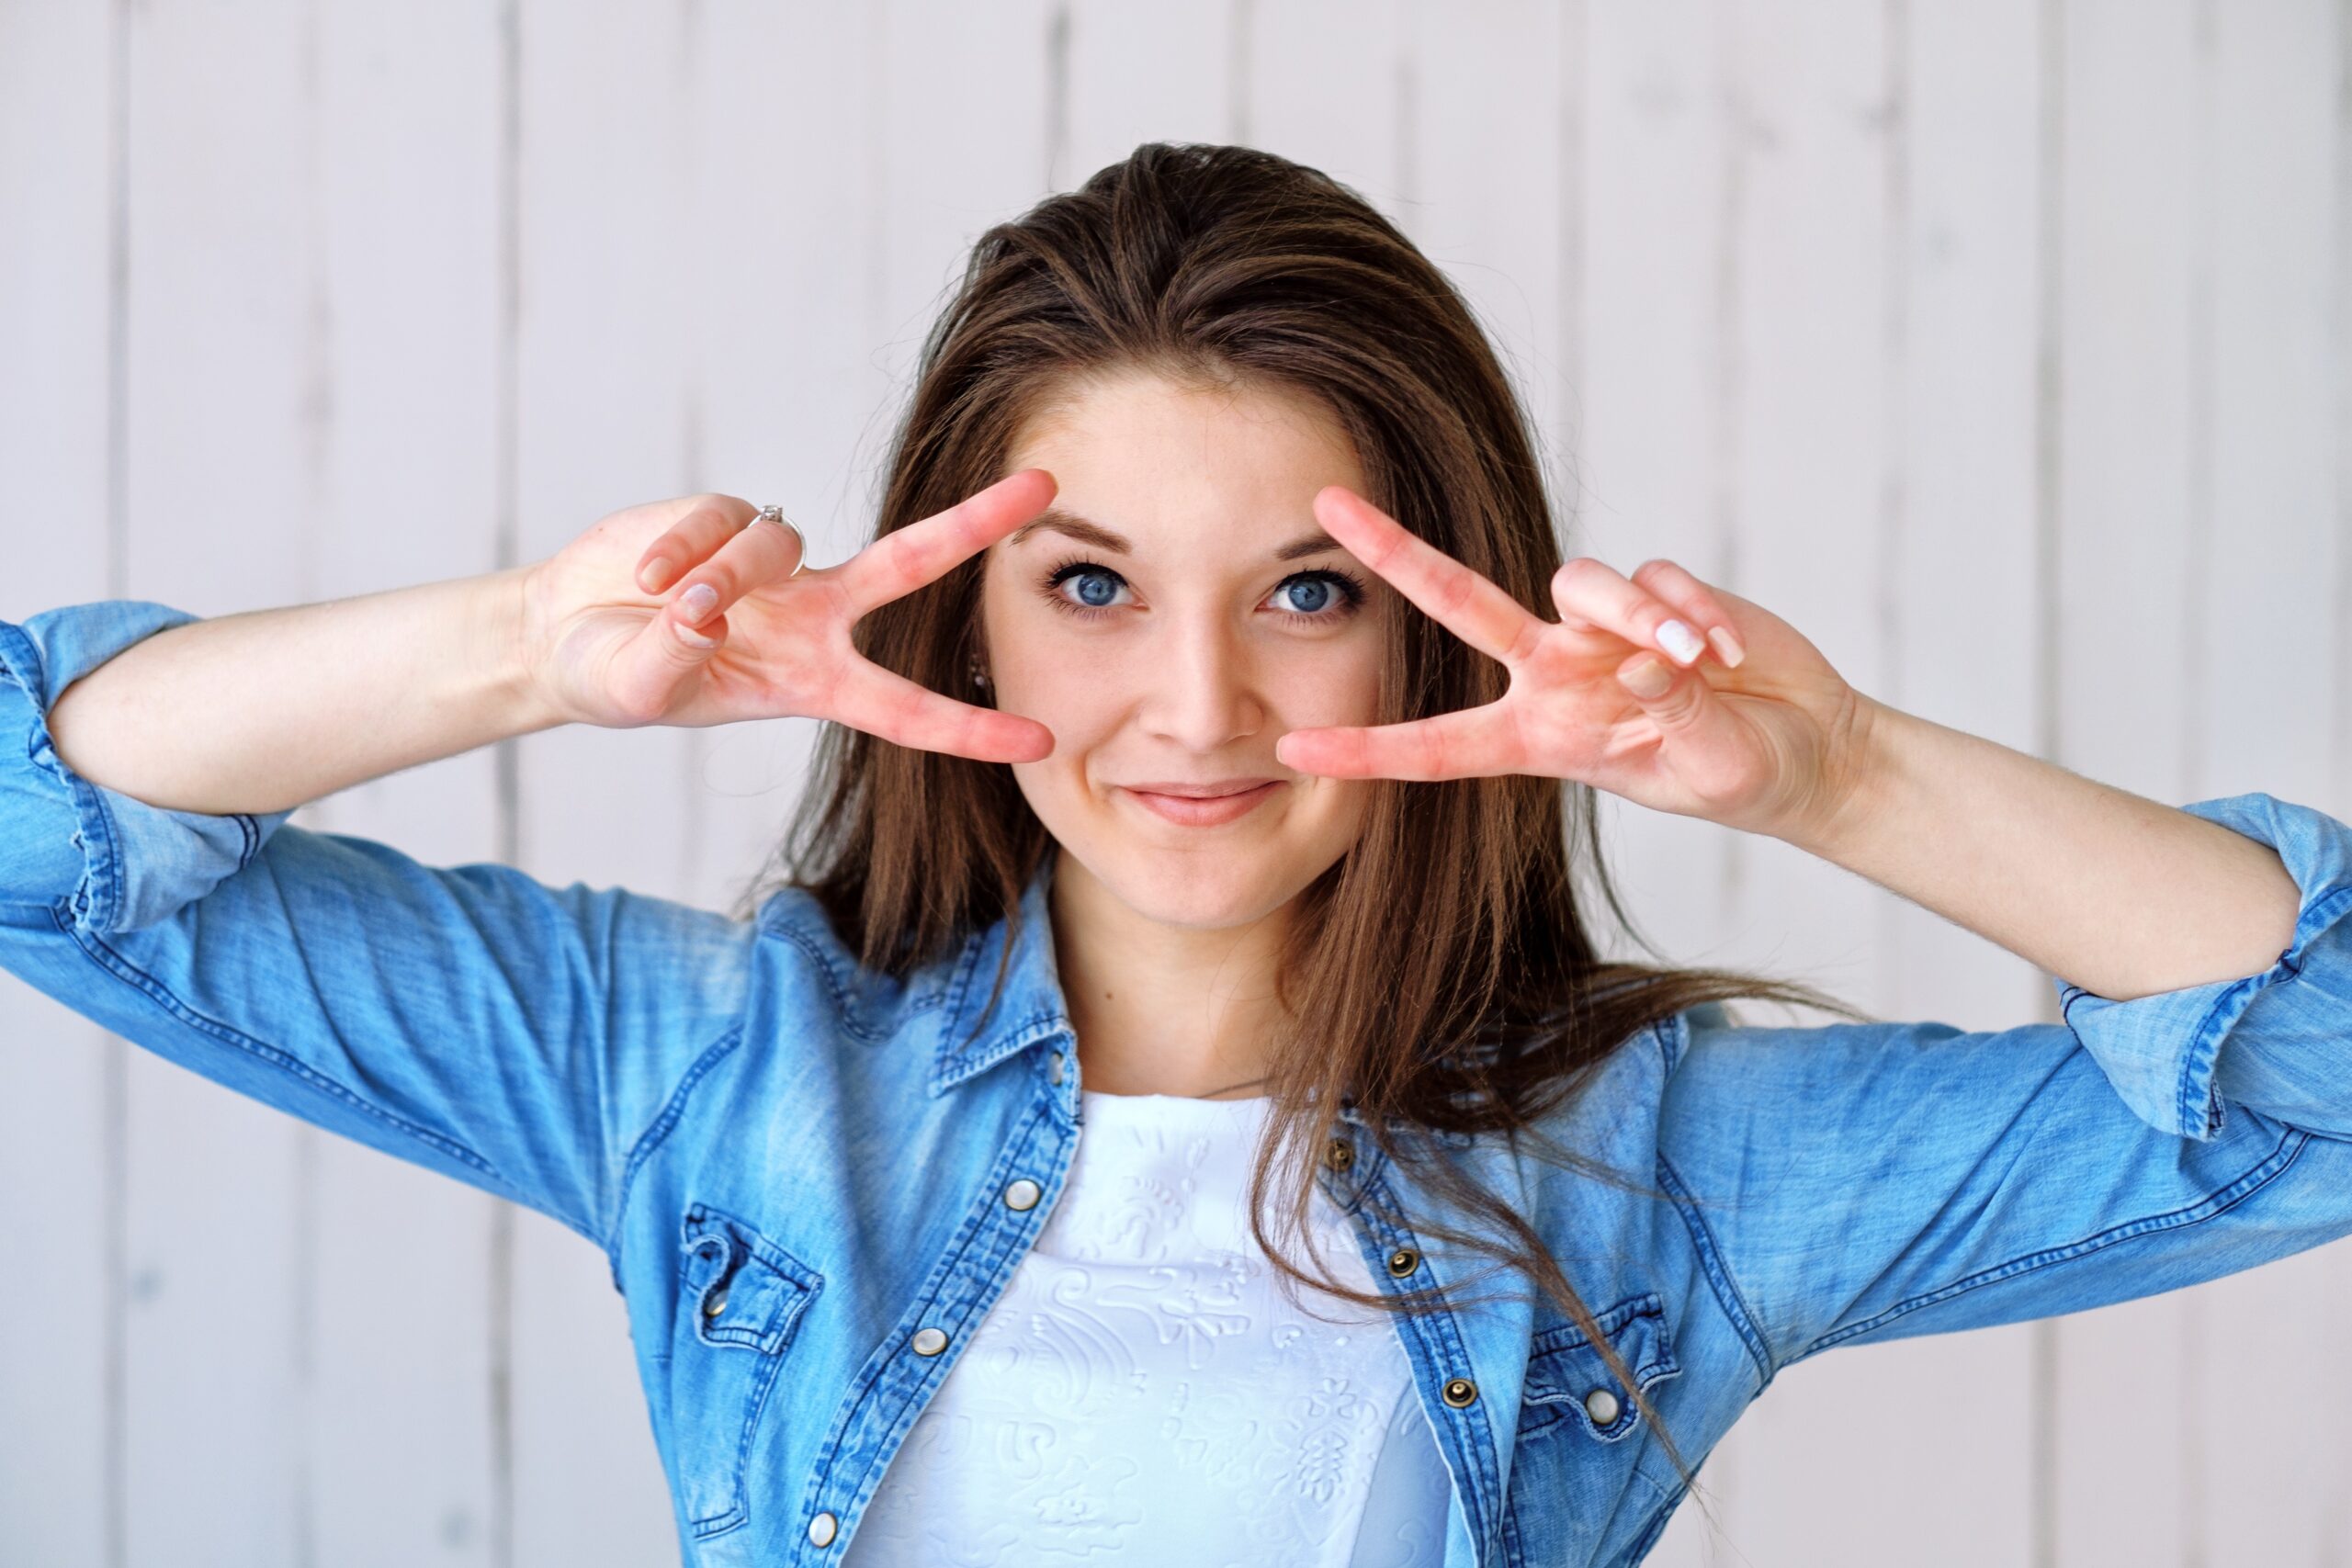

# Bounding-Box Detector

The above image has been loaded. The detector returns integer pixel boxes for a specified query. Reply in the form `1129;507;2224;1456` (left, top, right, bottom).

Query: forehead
1005;368;1366;520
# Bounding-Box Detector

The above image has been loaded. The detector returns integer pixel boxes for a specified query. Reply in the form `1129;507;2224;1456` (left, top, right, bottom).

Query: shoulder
749;883;959;1048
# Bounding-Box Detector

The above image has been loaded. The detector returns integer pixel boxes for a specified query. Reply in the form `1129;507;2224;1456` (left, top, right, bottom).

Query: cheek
1284;643;1385;728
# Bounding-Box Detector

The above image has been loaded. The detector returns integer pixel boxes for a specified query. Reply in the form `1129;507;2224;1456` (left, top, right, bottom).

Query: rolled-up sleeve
0;601;293;932
1657;789;2352;1379
2053;792;2352;1143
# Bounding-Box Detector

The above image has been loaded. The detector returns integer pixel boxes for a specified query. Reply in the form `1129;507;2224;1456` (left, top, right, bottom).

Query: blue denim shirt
6;598;2350;1568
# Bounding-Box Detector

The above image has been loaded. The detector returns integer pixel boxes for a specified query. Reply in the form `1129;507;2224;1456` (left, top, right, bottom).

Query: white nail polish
1657;618;1704;665
680;582;718;620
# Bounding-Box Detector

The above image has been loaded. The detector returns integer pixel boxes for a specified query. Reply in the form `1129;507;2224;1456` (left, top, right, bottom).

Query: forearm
43;565;562;817
1787;698;2303;1001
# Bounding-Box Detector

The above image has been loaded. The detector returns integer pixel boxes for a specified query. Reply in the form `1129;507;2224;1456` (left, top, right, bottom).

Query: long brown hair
732;141;1867;1514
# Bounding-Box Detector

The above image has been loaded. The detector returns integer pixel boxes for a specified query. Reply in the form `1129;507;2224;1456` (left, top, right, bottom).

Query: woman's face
978;367;1390;932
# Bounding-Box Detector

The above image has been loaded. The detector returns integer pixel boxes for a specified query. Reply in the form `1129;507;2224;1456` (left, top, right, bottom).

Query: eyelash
1036;554;1370;626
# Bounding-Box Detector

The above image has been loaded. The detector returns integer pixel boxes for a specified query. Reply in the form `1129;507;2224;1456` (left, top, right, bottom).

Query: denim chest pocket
1503;1292;1685;1565
672;1202;822;1541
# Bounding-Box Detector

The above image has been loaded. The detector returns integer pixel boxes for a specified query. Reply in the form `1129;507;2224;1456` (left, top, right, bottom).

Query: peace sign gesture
520;470;1059;763
1272;486;1880;843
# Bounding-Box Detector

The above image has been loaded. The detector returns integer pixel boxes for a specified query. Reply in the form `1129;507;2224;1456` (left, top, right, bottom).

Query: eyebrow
1006;507;1346;563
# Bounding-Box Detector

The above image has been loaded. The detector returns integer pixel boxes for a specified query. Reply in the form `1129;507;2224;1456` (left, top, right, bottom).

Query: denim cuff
0;601;293;937
2054;792;2352;1142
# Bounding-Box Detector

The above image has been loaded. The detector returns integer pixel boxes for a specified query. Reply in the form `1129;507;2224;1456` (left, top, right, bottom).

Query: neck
1047;855;1293;1100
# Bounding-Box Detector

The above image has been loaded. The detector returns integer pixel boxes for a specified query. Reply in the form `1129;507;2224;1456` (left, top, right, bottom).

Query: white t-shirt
843;1087;1455;1566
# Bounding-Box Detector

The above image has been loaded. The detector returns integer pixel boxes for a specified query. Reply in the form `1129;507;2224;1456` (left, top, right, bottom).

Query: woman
4;142;2346;1568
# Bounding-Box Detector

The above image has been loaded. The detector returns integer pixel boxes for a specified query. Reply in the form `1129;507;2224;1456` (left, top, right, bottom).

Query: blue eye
1037;556;1367;625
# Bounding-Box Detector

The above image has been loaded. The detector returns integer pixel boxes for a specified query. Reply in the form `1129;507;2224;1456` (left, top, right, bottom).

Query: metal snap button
1003;1178;1042;1212
1047;1051;1067;1086
808;1510;839;1548
701;1282;729;1318
910;1326;950;1357
1584;1387;1621;1426
1385;1247;1419;1278
1323;1136;1354;1172
1442;1377;1478;1408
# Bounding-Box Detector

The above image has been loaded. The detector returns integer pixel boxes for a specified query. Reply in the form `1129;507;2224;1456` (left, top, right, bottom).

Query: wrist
1775;690;1910;864
479;563;570;734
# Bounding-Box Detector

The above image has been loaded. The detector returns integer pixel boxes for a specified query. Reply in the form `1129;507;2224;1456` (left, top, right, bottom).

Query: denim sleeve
0;602;759;1260
1655;790;2352;1382
0;601;294;930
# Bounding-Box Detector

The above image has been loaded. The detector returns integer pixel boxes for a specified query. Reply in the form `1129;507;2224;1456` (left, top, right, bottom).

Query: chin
1102;861;1302;931
1056;815;1348;933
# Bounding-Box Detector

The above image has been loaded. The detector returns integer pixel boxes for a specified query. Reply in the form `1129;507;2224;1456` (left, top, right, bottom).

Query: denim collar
924;845;1075;1100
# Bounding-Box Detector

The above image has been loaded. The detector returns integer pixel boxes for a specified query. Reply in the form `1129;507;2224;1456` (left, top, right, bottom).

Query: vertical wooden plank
1057;0;1235;189
2044;2;2201;1562
1239;0;1410;208
1406;1;1573;535
868;0;1057;396
0;3;121;1562
507;5;701;1559
117;2;311;1560
297;5;508;1562
2188;0;2352;1561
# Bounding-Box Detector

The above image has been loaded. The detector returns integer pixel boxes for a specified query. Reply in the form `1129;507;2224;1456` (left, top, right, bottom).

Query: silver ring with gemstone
753;504;808;578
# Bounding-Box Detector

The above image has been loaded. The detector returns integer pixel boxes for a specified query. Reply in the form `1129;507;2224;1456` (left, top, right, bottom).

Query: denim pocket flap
678;1202;821;1357
1521;1290;1680;1443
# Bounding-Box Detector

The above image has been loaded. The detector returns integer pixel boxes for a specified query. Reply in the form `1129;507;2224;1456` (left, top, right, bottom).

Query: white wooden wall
2;2;2345;1564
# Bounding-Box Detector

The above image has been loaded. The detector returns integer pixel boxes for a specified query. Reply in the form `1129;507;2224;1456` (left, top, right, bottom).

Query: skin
977;368;1398;1100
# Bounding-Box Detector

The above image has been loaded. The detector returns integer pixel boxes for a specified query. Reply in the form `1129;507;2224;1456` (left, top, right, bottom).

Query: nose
1139;617;1266;751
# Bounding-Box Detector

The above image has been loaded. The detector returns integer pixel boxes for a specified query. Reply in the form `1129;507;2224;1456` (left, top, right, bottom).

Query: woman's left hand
1273;484;1883;845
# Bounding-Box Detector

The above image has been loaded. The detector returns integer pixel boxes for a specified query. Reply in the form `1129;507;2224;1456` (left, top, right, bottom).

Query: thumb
662;605;727;661
618;605;728;707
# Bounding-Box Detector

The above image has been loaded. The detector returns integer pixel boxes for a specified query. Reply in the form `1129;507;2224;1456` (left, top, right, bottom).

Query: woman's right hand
518;469;1057;763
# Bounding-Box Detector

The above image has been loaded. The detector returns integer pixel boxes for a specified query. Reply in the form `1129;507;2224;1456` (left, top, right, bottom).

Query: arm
0;600;759;1260
1658;787;2352;1380
1788;697;2304;1003
41;564;562;818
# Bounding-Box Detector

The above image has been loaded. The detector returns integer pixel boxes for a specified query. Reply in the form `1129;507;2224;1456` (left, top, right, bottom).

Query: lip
1120;780;1284;826
1121;777;1280;798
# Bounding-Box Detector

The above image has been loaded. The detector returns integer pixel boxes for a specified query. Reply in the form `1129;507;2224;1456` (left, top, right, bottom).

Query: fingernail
1623;656;1673;698
680;582;718;621
1657;619;1705;666
641;558;672;592
673;617;717;649
1708;626;1746;668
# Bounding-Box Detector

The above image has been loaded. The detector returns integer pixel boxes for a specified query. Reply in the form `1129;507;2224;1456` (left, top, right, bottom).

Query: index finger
1276;701;1527;782
1312;486;1545;667
832;468;1058;619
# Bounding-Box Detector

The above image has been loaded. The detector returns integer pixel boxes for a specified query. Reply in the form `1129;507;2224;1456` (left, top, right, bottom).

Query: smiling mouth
1117;773;1283;797
1119;781;1285;824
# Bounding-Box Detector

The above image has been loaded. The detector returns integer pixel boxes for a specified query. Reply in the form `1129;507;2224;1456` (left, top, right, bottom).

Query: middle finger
1550;557;1715;668
832;468;1057;620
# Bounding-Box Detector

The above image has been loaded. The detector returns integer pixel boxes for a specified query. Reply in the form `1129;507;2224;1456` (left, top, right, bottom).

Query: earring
967;651;989;689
